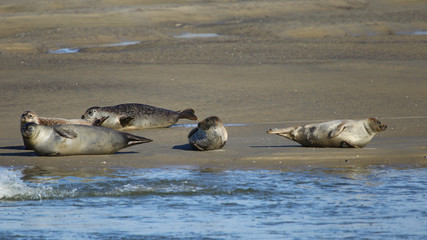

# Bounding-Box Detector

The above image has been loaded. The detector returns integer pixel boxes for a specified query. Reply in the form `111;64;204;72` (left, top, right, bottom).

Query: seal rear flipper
124;133;153;146
54;127;78;139
178;108;198;121
119;116;135;127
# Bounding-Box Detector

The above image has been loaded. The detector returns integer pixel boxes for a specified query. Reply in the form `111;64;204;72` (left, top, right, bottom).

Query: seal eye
86;110;94;118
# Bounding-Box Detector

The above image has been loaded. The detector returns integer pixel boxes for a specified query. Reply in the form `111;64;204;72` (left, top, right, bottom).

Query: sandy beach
0;0;426;171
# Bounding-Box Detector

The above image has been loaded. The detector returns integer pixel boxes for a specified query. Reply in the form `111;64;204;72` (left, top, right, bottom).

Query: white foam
0;168;39;200
0;168;75;200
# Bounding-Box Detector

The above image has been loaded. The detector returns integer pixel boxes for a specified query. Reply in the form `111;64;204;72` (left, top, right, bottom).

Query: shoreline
1;123;426;171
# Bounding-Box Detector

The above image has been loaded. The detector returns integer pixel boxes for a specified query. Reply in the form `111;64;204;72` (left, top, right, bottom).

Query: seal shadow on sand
0;145;37;156
173;144;194;151
250;145;303;148
173;144;303;150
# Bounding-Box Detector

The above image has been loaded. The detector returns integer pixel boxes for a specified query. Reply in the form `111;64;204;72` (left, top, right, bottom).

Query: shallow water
48;41;141;54
175;33;221;38
1;166;426;239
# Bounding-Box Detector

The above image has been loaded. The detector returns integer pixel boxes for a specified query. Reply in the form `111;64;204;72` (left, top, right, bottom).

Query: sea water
0;166;426;239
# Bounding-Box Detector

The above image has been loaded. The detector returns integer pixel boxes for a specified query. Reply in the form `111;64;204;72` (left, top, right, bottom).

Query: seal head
366;118;387;133
21;111;40;125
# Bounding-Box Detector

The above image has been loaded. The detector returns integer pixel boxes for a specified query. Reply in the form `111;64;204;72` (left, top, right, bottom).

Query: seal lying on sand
21;122;152;156
21;111;107;150
21;111;106;126
267;118;387;148
81;103;197;130
188;116;228;151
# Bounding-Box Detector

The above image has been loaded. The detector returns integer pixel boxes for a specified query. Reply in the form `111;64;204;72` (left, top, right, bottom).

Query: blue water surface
0;166;426;239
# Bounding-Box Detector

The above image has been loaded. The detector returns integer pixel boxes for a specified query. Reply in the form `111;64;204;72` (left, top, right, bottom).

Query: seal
20;111;108;150
267;118;387;148
81;103;198;130
21;122;153;156
188;116;228;151
21;111;106;126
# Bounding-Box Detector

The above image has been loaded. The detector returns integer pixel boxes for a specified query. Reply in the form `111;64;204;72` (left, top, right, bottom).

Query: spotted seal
81;103;197;130
267;118;387;148
21;111;106;126
21;122;152;156
188;116;228;151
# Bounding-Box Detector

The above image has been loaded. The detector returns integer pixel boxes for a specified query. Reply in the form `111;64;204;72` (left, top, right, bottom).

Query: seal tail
125;133;153;146
177;108;198;121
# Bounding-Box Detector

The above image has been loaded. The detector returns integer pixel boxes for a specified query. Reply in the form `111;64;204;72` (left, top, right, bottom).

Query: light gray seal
81;103;198;130
20;111;107;150
188;116;228;151
21;122;153;156
267;118;387;148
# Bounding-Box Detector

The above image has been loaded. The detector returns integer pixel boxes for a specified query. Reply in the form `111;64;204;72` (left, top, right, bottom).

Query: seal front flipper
54;127;78;139
190;140;206;151
328;123;346;138
119;116;135;127
93;116;109;126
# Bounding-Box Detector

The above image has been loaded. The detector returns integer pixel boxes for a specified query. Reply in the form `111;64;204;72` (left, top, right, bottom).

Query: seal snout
380;124;387;131
267;128;279;134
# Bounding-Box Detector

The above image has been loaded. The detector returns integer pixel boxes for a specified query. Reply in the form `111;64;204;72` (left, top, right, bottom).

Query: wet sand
0;0;426;170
